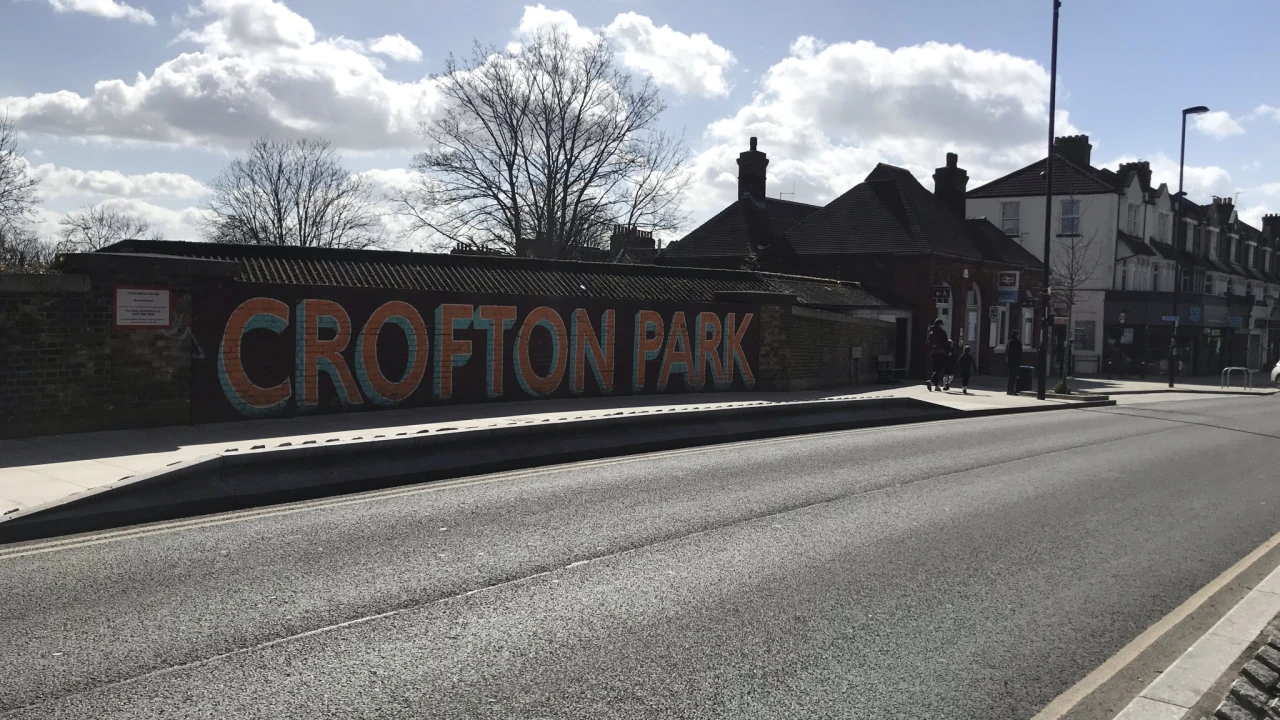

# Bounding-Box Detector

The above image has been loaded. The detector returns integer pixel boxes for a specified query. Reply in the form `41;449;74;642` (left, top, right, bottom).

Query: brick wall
0;255;238;439
1;262;889;438
758;304;896;391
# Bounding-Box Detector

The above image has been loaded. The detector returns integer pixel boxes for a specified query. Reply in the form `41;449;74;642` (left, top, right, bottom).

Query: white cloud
28;161;206;200
1244;104;1280;123
512;5;736;98
1239;205;1269;229
3;0;445;150
368;34;422;63
603;13;735;97
25;0;155;25
1192;110;1244;139
511;5;599;50
684;37;1078;217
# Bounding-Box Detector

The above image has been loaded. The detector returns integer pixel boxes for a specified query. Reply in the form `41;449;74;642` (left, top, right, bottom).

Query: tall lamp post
1038;0;1061;401
1170;105;1210;388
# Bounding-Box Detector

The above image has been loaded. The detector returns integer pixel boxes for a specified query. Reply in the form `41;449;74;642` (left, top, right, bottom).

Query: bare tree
204;137;386;249
1049;196;1105;381
57;204;164;253
0;112;41;232
394;28;690;259
0;223;55;273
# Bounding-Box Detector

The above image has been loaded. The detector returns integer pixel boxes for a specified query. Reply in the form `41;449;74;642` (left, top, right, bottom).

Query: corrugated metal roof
95;239;902;308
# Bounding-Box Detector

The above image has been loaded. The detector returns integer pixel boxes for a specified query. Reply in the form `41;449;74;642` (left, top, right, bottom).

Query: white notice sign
115;287;171;327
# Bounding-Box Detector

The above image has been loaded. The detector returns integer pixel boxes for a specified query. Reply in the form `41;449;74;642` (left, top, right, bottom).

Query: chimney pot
750;136;757;151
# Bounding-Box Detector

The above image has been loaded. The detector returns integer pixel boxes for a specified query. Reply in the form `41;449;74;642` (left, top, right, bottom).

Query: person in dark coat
1006;330;1024;395
926;318;949;392
954;345;977;394
942;340;958;391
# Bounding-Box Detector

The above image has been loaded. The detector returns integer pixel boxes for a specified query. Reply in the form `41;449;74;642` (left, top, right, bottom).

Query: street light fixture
1170;105;1210;388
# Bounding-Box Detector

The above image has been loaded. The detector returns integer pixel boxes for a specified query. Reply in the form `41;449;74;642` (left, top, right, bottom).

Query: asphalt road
3;395;1280;719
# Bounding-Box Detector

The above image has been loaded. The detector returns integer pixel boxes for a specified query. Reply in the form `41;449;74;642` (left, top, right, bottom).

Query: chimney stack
609;224;656;261
932;152;969;218
1263;215;1280;242
1054;134;1093;168
1118;160;1152;190
737;136;769;202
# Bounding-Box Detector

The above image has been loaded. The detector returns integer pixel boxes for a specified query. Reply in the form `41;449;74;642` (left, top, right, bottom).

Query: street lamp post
1170;105;1210;388
1038;0;1061;401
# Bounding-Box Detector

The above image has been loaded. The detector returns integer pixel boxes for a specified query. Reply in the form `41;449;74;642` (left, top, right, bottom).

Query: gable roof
86;239;903;309
967;155;1118;199
783;163;1042;269
660;196;819;259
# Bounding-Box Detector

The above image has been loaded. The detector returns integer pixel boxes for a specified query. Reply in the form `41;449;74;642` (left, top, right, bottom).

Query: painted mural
192;283;759;422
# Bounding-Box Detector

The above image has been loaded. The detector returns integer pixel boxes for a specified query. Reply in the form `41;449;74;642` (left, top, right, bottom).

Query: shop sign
1228;315;1243;329
1188;305;1202;323
1118;312;1127;325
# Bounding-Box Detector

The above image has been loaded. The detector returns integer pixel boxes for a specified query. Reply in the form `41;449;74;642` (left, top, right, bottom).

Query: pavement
0;375;1116;519
1068;374;1276;396
2;394;1279;719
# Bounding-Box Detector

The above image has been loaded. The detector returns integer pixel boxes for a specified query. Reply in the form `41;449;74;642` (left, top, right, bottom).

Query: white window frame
996;304;1011;348
1061;199;1081;235
1184;219;1196;252
1158;213;1170;243
1209;229;1220;260
1127;204;1139;234
1247;241;1257;269
1000;202;1020;237
1229;234;1239;264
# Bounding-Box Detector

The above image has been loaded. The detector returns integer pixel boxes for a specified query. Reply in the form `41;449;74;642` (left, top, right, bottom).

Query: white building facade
967;135;1280;377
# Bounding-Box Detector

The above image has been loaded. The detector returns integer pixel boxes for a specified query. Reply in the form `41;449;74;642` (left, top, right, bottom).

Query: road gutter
1110;565;1280;719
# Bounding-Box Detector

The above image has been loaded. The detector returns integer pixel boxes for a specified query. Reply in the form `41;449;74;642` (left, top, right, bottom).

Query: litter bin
1017;365;1035;392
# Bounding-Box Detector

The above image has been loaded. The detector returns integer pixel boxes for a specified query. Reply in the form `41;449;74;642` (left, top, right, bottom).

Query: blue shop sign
1227;315;1243;329
1188;305;1202;323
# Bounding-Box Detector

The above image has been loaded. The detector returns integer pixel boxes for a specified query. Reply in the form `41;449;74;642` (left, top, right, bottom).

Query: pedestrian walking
954;345;977;394
1006;330;1024;395
926;318;948;392
942;340;958;391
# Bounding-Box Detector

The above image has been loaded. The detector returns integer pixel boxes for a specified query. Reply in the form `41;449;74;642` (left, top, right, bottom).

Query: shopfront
1102;291;1245;377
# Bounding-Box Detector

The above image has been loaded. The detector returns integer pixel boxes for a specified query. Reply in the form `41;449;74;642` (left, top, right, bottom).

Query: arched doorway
964;283;982;371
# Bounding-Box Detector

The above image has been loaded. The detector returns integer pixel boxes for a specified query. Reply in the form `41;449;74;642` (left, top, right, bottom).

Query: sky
2;0;1278;247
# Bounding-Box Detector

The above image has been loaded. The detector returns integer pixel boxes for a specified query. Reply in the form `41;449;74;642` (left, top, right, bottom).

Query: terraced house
967;134;1280;377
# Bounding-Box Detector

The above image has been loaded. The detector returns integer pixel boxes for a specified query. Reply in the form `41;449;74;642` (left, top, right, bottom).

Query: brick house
660;139;1045;378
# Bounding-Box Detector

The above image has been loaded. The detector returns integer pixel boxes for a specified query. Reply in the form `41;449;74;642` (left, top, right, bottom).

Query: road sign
932;285;951;303
1053;316;1068;326
1161;315;1179;322
997;271;1020;304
